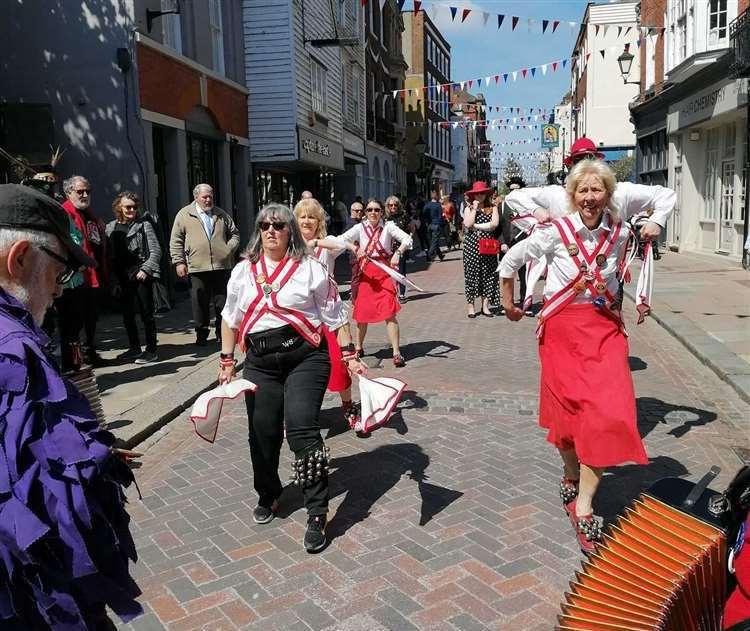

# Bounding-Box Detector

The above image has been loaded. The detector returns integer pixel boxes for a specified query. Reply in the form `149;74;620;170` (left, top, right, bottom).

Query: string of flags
405;120;546;129
390;38;649;98
363;1;665;37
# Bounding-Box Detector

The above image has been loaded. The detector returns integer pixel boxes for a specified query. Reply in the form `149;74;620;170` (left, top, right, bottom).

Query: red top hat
465;181;494;197
564;137;605;167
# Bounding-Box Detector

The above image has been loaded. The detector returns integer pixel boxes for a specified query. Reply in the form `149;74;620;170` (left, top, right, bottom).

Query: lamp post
617;48;641;86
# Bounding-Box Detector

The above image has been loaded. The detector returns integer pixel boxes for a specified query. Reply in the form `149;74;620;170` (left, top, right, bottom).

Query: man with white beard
0;184;143;630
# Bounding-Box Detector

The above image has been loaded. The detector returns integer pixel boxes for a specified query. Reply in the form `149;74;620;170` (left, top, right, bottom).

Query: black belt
244;325;304;356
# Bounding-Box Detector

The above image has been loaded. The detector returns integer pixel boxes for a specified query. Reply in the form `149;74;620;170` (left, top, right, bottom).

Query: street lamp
414;134;427;155
617;48;640;85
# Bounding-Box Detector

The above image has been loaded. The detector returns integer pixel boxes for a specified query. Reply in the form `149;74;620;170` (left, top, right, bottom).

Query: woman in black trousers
218;204;363;552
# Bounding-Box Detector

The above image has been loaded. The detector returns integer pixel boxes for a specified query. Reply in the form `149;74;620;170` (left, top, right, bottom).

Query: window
161;0;182;53
349;66;362;125
720;160;735;223
724;122;736;159
709;0;728;48
209;0;225;75
311;59;328;114
704;128;720;219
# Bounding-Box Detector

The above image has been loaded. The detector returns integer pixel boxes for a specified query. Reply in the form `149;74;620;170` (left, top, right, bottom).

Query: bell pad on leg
289;444;330;487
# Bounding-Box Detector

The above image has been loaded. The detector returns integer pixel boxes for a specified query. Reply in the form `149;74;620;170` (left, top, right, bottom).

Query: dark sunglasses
259;221;287;232
38;246;78;284
74;189;90;195
366;207;382;212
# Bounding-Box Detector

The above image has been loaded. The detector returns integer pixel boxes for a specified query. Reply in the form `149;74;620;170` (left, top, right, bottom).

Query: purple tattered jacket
0;287;142;629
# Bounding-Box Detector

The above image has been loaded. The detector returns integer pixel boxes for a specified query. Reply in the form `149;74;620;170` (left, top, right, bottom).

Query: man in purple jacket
0;184;142;630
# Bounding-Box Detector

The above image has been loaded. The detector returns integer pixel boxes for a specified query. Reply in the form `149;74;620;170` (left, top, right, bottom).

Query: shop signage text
297;126;344;170
668;78;748;132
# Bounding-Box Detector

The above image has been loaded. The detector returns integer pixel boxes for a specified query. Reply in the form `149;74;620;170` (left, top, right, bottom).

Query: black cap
0;184;96;268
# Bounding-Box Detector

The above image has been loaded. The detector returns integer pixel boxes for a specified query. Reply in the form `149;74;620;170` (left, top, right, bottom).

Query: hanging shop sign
541;124;560;148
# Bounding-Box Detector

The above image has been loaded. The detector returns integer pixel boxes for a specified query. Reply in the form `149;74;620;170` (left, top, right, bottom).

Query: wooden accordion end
558;473;728;631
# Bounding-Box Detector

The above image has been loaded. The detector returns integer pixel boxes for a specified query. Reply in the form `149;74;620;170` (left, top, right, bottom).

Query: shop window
311;59;328;114
350;66;362;126
704;129;720;220
720;161;736;223
209;0;225;75
187;134;219;205
724;122;736;159
708;0;728;48
161;0;182;53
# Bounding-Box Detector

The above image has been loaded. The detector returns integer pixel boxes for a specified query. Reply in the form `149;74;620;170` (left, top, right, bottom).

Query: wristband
220;352;234;360
219;358;237;369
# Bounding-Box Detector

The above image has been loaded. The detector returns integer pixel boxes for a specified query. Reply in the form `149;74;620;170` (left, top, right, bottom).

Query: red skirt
538;303;648;468
352;261;400;324
323;325;351;393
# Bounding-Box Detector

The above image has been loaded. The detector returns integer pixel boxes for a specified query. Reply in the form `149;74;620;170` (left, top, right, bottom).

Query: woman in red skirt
293;198;367;432
337;198;413;367
499;159;649;553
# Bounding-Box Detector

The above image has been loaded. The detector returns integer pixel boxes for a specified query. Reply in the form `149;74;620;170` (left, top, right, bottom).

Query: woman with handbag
462;181;499;318
106;191;162;364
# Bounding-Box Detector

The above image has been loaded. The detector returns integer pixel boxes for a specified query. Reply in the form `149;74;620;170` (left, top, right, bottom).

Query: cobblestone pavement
118;250;750;631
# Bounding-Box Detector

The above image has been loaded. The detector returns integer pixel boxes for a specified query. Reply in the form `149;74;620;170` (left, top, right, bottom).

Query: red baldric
238;258;322;352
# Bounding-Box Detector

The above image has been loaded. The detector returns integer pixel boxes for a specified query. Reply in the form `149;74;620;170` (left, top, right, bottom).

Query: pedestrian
294;198;363;431
331;198;348;235
106;191;162;364
344;200;363;232
345;201;364;303
218;203;363;552
58;175;108;369
499;159;650;553
169;183;240;346
462;181;500;318
441;195;459;250
500;177;530;313
423;190;445;262
384;195;412;303
338;198;413;367
0;184;142;630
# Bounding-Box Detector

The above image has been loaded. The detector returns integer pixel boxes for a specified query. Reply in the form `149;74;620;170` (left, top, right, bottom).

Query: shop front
667;75;748;259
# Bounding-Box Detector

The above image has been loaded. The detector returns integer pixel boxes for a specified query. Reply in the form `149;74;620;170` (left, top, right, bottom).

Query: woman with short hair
106;191;162;364
337;198;412;367
499;159;649;553
219;203;363;552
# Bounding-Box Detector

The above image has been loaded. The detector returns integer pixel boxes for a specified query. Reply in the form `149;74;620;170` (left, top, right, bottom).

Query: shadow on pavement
402;291;444;303
628;356;648;371
595;455;690;522
637;396;718;439
399;390;428;411
372;340;460;361
96;360;196;392
325;443;463;539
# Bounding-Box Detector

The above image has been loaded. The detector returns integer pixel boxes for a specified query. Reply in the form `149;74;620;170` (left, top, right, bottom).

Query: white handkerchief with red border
190;379;257;443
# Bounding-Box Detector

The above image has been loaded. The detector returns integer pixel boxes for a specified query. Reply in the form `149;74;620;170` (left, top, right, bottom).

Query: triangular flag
512;16;519;30
527;18;533;33
530;67;536;77
595;24;600;36
542;19;549;33
482;11;490;27
512;71;517;81
637;38;642;48
553;20;560;33
562;59;568;68
586;52;591;61
602;25;609;37
497;14;504;29
430;3;438;18
521;68;528;78
541;64;547;75
552;61;558;71
461;8;471;22
450;6;458;21
460;81;465;90
477;78;482;87
392;90;398;98
467;79;473;88
398;0;406;9
503;73;509;82
624;27;632;37
600;49;605;59
379;0;386;10
413;0;421;12
494;74;500;84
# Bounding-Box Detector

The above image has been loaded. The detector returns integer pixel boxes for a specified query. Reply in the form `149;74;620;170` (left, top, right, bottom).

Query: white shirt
313;244;345;275
221;255;348;334
337;221;413;255
195;202;214;239
498;212;630;304
504;181;675;228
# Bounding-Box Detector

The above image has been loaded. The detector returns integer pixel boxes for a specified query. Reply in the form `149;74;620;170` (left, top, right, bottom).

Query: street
117;251;750;631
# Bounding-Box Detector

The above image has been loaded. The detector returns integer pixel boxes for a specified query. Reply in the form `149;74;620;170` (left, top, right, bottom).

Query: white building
633;0;746;260
551;94;573;171
571;1;640;157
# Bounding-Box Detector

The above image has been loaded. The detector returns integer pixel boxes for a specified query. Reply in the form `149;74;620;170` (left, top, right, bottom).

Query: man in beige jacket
170;183;240;345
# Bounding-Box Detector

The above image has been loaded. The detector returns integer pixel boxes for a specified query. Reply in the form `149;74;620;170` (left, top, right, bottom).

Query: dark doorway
187;133;220;204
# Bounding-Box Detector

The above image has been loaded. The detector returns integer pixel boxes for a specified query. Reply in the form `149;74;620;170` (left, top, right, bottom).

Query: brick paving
117;250;749;630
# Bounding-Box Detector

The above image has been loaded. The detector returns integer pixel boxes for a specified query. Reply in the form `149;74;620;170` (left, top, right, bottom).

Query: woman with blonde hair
293;198;363;431
499;159;649;554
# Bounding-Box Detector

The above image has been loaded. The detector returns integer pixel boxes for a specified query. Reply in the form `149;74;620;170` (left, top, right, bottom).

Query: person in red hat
563;136;605;168
462;181;500;318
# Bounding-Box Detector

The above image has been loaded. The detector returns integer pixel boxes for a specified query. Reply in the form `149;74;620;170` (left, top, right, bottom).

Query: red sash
536;216;623;339
363;224;389;260
238;258;322;352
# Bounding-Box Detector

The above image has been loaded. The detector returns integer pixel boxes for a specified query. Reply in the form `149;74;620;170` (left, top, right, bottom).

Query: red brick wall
639;0;666;93
137;43;247;138
741;0;749;14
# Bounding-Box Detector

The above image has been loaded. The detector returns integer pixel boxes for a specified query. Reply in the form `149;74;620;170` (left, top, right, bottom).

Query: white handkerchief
355;375;407;433
190;379;257;443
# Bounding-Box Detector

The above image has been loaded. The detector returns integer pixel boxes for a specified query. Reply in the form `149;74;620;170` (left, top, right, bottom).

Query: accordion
558;470;729;631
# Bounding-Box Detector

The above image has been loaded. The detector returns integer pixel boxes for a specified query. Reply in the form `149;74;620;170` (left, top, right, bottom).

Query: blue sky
412;0;593;178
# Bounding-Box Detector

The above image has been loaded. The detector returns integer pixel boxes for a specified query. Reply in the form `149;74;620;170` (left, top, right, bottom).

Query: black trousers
428;224;444;261
56;285;98;371
190;270;230;339
518;264;527;303
243;338;331;515
121;278;157;352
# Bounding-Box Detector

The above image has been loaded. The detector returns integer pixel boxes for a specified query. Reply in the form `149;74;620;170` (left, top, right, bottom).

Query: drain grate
732;446;750;464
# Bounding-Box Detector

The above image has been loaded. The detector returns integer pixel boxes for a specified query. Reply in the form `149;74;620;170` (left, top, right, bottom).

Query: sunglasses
74;189;90;195
366;207;382;212
122;204;138;210
259;221;287;232
38;246;78;284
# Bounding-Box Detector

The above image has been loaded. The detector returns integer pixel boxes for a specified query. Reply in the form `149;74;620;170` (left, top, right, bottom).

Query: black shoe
117;347;141;360
356;430;371;438
304;515;327;552
253;500;278;524
195;335;208;347
85;350;105;366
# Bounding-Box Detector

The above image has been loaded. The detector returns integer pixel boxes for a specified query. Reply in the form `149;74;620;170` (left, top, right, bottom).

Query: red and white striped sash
238;258;322;352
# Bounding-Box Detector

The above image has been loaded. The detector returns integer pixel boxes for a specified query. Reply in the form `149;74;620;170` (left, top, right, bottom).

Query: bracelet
219;358;237;369
220;352;234;360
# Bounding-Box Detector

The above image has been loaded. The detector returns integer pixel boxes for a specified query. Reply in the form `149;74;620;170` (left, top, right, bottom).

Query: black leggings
243;338;331;515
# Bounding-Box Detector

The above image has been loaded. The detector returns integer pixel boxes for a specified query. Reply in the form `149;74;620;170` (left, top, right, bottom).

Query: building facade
364;0;408;202
571;1;640;159
632;0;748;260
450;90;491;190
403;11;454;197
551;94;574;171
243;0;354;215
2;1;251;240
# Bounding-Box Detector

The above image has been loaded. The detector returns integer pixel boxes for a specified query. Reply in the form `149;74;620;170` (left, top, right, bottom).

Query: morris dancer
219;204;363;552
293;198;369;435
499;160;651;554
337;198;412;367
